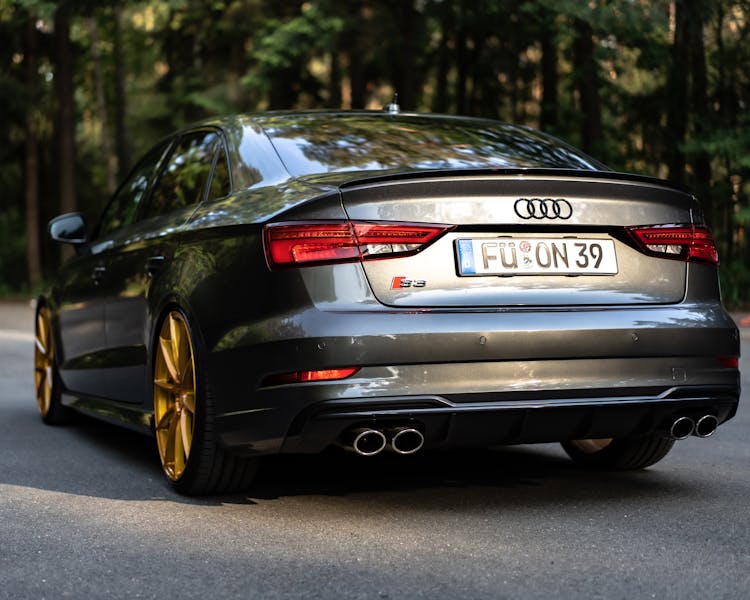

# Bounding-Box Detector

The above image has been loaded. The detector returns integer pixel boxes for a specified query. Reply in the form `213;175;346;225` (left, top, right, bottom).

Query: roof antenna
384;92;400;114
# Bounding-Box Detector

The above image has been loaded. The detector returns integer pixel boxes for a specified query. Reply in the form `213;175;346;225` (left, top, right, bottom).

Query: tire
34;306;70;425
152;308;259;495
561;434;675;470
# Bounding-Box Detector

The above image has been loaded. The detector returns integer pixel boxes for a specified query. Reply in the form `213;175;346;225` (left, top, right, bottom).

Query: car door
56;140;171;400
100;129;226;404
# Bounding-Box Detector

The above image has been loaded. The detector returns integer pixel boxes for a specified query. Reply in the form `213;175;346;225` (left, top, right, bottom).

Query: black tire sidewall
561;434;675;470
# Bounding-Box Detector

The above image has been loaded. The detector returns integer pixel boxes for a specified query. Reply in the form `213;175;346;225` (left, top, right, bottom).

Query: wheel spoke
43;380;51;412
159;335;180;383
169;314;183;375
180;410;192;456
571;438;613;454
179;351;193;386
173;416;185;475
171;315;190;383
182;391;195;415
154;378;180;393
37;313;46;347
164;413;179;474
36;375;45;411
155;405;176;431
41;313;52;358
35;335;46;356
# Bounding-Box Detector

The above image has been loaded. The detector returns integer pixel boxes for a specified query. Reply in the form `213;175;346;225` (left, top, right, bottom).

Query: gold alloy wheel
34;307;54;417
569;438;614;454
154;311;197;481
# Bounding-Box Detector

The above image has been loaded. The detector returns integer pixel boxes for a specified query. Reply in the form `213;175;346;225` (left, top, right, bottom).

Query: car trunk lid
338;171;699;307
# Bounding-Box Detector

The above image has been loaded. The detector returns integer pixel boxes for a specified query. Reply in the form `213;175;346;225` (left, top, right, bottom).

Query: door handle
91;266;106;285
146;255;166;276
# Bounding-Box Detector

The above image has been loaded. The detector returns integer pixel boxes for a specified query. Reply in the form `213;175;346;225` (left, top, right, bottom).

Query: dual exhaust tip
345;415;718;454
345;426;424;456
669;414;719;440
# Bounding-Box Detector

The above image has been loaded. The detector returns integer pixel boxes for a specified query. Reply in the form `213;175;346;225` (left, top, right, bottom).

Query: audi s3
37;110;740;494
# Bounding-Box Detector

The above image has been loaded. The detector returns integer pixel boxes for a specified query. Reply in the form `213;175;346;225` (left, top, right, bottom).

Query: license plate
456;237;618;276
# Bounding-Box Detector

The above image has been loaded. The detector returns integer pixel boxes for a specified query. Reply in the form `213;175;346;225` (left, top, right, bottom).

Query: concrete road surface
1;301;748;599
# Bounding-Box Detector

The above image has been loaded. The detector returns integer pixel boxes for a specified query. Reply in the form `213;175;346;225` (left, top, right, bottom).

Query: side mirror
48;213;88;247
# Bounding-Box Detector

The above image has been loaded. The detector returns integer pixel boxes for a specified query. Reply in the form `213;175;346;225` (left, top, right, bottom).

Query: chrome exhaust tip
388;427;425;455
669;416;695;440
694;414;719;438
350;428;387;456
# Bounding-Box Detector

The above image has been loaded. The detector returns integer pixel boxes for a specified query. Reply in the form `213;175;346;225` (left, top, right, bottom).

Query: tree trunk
89;17;117;194
713;2;733;259
432;9;450;114
666;1;688;184
269;74;295;109
392;1;419;111
348;45;366;109
346;1;366;109
688;0;712;216
468;21;485;117
508;38;519;122
572;17;603;159
54;5;76;261
455;1;469;115
24;17;41;289
329;49;342;108
539;14;559;132
113;2;130;181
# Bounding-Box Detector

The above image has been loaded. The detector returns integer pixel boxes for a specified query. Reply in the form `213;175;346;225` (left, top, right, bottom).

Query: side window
144;131;219;219
98;141;169;237
208;144;231;201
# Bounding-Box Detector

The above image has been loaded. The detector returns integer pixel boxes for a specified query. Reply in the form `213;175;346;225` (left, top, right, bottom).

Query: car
36;109;741;495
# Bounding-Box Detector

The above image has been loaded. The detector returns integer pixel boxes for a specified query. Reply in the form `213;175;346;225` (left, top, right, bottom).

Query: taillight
627;225;719;265
719;357;739;369
262;367;360;386
264;221;452;268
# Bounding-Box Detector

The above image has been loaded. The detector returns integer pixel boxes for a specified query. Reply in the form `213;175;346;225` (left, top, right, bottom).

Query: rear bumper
213;361;740;456
278;386;739;454
207;303;740;456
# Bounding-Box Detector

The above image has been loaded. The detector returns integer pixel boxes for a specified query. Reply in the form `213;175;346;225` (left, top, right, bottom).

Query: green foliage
720;260;750;310
681;125;750;168
243;2;343;106
253;4;342;71
1;0;750;300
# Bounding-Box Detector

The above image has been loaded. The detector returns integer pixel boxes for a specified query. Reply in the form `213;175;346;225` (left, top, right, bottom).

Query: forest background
1;0;749;306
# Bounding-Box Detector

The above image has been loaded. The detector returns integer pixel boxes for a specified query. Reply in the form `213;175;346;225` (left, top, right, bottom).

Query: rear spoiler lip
336;167;693;195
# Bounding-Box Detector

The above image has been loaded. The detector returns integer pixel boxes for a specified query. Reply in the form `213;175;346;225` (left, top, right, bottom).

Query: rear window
260;114;605;177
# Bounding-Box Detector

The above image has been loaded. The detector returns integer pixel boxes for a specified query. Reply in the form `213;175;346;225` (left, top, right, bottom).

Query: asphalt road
1;301;749;599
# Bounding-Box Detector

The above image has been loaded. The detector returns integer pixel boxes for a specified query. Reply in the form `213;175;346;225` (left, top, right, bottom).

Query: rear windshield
259;114;605;177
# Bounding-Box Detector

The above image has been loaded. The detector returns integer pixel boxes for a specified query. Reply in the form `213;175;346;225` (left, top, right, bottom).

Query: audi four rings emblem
514;198;573;220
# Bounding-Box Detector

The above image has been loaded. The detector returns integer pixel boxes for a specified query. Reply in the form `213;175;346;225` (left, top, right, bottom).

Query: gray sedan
37;110;740;494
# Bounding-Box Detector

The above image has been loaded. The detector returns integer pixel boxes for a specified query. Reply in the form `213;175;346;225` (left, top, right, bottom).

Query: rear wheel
34;306;69;424
153;309;258;495
561;434;675;470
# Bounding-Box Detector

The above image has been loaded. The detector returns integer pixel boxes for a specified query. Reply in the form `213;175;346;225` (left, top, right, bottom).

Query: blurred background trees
1;0;749;305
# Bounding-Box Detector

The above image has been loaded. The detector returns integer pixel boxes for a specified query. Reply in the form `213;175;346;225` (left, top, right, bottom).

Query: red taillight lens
264;221;452;268
719;357;739;369
264;223;359;266
262;367;360;386
627;225;719;265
